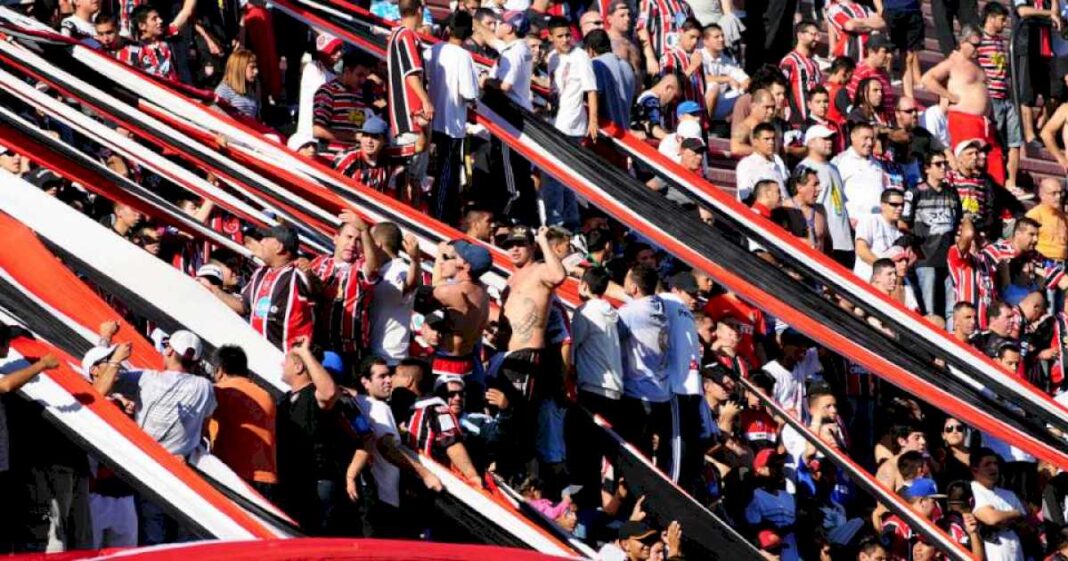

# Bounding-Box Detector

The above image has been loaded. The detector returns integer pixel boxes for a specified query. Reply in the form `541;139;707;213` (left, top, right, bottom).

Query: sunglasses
944;424;965;433
930;161;948;168
885;201;904;208
445;390;464;398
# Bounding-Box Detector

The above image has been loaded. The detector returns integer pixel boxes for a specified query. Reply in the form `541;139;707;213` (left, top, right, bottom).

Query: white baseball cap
677;119;703;140
804;124;836;144
434;374;466;392
81;345;117;377
167;330;202;362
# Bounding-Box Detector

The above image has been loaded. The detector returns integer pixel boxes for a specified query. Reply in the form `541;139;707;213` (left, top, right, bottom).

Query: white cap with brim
434;374;466;392
953;138;986;158
167;330;202;362
677;119;703;141
804;124;836;144
81;345;117;379
286;132;316;152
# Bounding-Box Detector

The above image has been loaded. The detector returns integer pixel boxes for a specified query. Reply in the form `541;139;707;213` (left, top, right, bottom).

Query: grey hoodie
572;297;624;399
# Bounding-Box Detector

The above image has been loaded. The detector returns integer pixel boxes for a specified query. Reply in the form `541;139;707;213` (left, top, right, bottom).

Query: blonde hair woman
214;49;260;119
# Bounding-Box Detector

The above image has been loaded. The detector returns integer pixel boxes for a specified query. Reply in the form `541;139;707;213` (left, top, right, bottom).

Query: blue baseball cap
321;351;345;379
501;10;530;37
676;100;702;117
450;239;492;279
360;116;389;136
901;478;946;501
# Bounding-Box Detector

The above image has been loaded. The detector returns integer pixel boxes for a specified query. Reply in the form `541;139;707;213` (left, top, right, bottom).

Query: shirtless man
730;89;777;157
430;239;492;382
496;225;567;404
921;25;1005;186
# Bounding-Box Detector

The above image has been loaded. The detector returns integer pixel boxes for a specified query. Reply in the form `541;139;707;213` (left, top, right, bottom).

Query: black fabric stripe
475;88;1065;452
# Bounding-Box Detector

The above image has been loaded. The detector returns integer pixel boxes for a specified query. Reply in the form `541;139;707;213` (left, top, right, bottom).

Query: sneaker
1007;184;1034;201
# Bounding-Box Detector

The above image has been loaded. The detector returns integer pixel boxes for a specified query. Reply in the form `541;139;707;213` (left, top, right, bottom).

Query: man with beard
308;211;382;369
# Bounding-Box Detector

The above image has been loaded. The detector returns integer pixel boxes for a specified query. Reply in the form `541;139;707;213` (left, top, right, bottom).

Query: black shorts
1016;53;1053;105
885;9;925;52
496;347;542;402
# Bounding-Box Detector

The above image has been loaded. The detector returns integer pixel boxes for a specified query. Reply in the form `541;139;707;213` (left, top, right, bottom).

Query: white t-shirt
492;39;533;111
297;60;336;138
60;15;96;39
427;42;481;139
853;214;902;280
762;348;823;417
547;47;597;136
370;258;415;366
701;49;748;86
832;148;888;220
971;482;1025;561
118;370;217;458
662;293;701;396
735;152;789;202
356;394;402;507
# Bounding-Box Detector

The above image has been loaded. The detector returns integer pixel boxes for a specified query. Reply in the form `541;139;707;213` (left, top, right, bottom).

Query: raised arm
401;234;423;295
292;336;339;410
535;227;568;288
0;352;59;394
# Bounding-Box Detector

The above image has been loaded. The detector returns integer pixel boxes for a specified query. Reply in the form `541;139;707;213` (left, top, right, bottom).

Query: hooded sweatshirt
572;297;624;399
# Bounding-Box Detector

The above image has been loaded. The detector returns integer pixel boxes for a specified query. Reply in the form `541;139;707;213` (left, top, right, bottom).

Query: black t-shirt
902;182;961;267
276;384;344;485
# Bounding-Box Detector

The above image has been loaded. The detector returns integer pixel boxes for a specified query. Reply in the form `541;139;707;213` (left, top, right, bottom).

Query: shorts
885;9;925;52
1016;52;1053;105
496;348;543;403
990;97;1023;149
708;85;742;121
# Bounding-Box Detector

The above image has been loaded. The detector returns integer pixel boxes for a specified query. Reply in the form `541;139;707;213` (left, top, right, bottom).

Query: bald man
1025;177;1067;264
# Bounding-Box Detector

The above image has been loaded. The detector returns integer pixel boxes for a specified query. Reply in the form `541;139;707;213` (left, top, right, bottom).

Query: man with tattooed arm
494;226;568;479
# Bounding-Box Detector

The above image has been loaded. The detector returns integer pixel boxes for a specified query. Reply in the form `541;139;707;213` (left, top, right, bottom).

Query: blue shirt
593;52;635;128
618;295;671;402
370;1;433;26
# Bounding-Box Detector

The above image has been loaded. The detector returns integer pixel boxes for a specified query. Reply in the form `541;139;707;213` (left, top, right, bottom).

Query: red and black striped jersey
880;514;914;561
333;148;397;195
386;26;426;138
978;32;1010;100
241;264;315;352
826;0;874;60
780;50;823;122
636;0;690;60
660;47;705;106
406;396;463;462
117;40;177;81
947;245;994;328
309;256;374;354
313;79;373;148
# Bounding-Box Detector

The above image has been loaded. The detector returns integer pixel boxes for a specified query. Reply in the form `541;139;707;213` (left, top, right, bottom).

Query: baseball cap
866;34;895;52
677;119;703;141
953;138;986;158
81;345;117;377
360;116;389;136
618;521;657;542
261;224;300;256
501;10;530;36
502;225;535;247
286;132;317;152
196;264;225;286
901;478;947;500
450;239;493;279
316;33;343;56
804;124;837;144
669;271;699;296
26;168;63;190
167;330;202;362
676;100;702;118
753;448;785;470
321;351;345;380
757;529;783;551
681;137;706;152
434;373;466;392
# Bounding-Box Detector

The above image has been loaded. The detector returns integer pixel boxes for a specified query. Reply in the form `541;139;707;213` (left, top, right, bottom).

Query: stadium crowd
6;0;1068;558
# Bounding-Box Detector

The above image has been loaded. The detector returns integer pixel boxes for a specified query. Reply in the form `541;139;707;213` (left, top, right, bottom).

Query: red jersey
333;148;397;194
242;264;315;352
117;40;177;80
780;50;823;122
826;0;874;60
947;245;994;328
385;26;426;138
309;256;375;354
636;0;691;59
407;396;463;463
703;293;767;369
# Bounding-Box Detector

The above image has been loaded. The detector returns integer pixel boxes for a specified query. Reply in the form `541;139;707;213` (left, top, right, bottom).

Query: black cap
503;225;535;247
26;168;63;190
260;224;300;256
618;521;657;542
866;34;895;52
669;271;699;296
